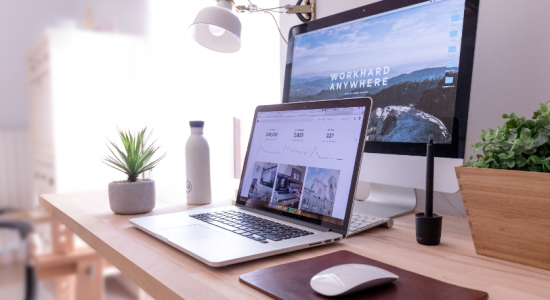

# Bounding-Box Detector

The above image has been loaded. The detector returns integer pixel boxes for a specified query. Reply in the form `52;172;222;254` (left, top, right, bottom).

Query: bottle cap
189;121;205;128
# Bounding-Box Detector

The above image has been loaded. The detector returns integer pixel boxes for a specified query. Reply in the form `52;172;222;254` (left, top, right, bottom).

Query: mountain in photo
367;106;451;143
288;67;457;102
415;71;459;132
367;78;440;109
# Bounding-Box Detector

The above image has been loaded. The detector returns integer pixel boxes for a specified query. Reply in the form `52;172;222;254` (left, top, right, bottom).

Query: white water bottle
185;121;212;204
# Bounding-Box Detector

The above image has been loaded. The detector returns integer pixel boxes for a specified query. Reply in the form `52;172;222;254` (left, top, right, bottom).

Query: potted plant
104;128;166;215
455;102;550;271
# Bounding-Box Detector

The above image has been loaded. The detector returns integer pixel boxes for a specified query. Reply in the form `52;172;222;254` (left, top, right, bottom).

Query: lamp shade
189;1;242;53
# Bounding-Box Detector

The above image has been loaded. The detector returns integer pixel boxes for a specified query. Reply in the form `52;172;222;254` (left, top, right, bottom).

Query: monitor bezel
281;0;480;159
235;97;373;237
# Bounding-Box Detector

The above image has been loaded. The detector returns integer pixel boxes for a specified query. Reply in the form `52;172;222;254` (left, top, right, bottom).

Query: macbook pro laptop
130;98;380;267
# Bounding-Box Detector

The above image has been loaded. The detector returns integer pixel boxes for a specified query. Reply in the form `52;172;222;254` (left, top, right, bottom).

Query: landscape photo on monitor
289;0;465;144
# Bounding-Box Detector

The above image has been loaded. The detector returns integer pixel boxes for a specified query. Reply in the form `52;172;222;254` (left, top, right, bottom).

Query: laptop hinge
333;228;347;238
238;206;330;232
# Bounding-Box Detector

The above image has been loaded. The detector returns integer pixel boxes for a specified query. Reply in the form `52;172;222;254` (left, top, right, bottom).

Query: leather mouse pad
239;250;488;300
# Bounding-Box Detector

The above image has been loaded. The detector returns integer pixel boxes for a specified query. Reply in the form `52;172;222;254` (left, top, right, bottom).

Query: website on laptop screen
238;106;366;226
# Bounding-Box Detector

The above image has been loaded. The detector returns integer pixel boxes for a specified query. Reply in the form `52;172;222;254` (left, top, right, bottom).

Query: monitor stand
353;182;417;218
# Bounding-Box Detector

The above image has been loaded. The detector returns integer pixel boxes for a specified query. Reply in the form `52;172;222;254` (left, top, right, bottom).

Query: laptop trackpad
159;224;225;242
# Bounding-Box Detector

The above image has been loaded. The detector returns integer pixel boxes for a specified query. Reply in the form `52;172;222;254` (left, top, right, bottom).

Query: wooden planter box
455;166;550;271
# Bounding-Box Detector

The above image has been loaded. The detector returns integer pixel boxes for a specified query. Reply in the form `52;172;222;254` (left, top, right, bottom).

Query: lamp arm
220;0;316;45
232;0;316;22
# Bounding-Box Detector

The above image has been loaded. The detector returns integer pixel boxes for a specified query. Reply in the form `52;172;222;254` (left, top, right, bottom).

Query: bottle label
186;181;192;193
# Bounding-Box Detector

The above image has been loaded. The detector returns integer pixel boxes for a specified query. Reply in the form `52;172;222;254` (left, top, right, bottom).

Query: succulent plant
467;101;550;172
104;128;166;182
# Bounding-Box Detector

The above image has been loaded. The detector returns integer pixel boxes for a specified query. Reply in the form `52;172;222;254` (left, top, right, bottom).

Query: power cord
265;11;288;44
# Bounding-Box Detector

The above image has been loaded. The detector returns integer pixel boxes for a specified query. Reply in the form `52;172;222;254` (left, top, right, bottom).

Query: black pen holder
415;213;442;246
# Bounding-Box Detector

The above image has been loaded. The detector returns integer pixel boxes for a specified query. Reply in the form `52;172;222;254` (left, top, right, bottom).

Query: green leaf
471;141;483;153
530;166;542;172
510;112;517;119
486;129;495;139
493;140;509;148
103;127;166;181
524;147;537;155
516;156;528;168
540;103;548;112
502;113;510;119
530;155;541;164
506;133;518;142
534;133;548;147
523;138;535;149
466;157;476;167
506;159;516;169
506;119;519;128
520;128;531;140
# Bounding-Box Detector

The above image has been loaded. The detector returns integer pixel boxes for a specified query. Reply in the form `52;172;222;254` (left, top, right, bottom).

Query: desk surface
40;192;550;300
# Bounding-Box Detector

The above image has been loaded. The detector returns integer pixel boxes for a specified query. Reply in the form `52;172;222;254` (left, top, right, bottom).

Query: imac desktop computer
282;0;480;218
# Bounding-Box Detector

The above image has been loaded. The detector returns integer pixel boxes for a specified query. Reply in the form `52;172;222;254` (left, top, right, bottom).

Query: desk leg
76;257;104;300
54;275;76;300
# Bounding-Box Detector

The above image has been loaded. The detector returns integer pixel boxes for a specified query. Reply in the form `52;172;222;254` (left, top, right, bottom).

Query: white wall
0;0;147;130
146;1;281;200
279;0;550;217
0;0;281;203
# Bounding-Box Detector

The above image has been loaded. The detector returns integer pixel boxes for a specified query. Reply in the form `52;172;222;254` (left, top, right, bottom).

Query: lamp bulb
209;24;226;36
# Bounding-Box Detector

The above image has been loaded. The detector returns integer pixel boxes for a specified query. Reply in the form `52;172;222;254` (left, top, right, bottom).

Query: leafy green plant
467;101;550;172
104;128;166;182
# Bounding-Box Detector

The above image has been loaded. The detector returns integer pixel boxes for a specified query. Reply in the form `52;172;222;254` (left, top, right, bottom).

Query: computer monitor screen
283;0;478;158
275;174;290;191
260;165;276;187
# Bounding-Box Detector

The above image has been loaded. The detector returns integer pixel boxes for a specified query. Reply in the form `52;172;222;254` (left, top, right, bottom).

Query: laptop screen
237;103;368;231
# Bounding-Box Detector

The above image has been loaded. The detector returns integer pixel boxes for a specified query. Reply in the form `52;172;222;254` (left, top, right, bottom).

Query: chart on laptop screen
239;107;365;224
288;0;466;144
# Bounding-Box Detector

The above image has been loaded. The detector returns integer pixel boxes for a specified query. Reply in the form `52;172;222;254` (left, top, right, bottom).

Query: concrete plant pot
108;180;155;214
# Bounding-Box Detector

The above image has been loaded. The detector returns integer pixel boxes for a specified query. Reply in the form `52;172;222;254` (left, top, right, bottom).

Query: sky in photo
291;0;465;78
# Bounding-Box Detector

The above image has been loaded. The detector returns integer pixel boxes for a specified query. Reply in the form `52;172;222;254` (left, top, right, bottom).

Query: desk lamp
189;0;316;53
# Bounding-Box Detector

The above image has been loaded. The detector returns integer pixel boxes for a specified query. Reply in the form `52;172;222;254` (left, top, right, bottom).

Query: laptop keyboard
190;211;314;244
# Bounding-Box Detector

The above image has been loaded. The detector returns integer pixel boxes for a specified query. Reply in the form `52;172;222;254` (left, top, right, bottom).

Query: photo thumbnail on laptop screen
288;0;466;144
239;107;365;226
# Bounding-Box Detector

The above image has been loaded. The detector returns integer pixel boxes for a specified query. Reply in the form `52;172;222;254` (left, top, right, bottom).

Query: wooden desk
40;192;550;300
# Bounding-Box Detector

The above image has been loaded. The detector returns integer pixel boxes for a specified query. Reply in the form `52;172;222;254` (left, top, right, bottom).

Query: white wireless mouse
310;264;398;297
